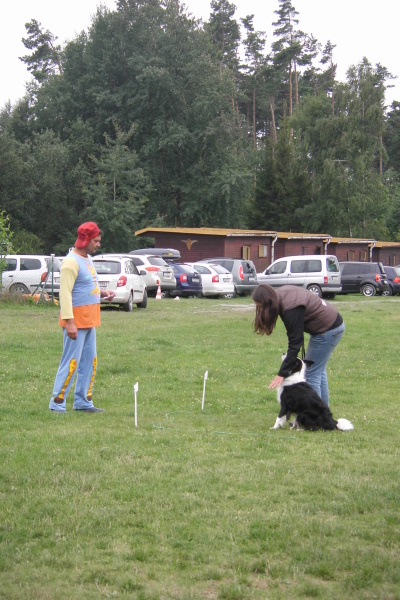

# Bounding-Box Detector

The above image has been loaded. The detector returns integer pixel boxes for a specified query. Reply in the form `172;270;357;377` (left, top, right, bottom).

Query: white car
92;255;147;311
1;255;62;295
186;262;235;298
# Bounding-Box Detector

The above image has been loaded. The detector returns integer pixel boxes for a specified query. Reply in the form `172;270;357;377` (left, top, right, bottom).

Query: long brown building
135;227;400;272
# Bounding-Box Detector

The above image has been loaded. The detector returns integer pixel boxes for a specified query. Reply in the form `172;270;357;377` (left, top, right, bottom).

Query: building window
242;246;251;260
359;250;367;261
347;250;355;260
258;245;268;258
302;247;309;255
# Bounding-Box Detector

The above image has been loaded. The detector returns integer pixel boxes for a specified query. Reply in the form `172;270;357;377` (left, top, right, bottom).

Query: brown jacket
278;286;338;335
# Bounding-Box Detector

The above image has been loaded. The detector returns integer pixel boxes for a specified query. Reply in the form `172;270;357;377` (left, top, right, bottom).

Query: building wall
373;249;399;265
329;244;370;262
150;233;225;262
274;240;324;260
137;231;400;269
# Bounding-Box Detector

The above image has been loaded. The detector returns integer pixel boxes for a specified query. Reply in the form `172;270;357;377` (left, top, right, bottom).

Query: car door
126;259;144;301
340;263;360;293
287;258;310;287
258;259;289;287
1;257;18;291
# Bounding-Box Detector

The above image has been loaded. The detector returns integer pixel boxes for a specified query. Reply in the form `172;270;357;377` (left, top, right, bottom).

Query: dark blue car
383;266;400;296
168;263;203;297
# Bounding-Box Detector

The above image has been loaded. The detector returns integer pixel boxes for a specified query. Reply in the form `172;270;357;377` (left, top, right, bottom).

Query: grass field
0;294;399;599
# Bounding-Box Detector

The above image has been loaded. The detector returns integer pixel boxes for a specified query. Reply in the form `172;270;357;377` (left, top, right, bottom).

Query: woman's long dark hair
252;285;280;335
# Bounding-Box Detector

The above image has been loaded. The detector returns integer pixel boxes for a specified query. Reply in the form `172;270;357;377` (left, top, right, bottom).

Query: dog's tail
336;418;354;431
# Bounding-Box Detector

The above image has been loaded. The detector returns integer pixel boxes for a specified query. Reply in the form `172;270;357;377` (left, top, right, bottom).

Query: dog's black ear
304;359;314;368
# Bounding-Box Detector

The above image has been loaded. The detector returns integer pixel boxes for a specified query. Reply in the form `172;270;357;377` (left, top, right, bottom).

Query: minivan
1;255;62;295
339;261;388;296
257;255;341;298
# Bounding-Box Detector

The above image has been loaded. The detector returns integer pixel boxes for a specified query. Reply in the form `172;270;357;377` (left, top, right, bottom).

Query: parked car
201;258;257;296
168;263;203;297
257;254;341;298
128;253;176;295
186;262;235;298
1;255;62;295
339;261;389;296
92;255;147;311
383;266;400;296
130;248;181;262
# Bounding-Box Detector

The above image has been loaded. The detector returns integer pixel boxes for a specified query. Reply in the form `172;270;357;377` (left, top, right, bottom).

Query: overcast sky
1;0;398;109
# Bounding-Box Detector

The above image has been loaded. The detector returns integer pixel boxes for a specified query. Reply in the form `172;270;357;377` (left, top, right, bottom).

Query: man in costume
49;222;115;412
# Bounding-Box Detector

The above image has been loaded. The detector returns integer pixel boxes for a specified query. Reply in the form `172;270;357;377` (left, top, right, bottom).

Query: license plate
54;277;60;284
223;277;230;282
163;272;172;278
99;281;108;289
248;276;256;282
192;277;200;283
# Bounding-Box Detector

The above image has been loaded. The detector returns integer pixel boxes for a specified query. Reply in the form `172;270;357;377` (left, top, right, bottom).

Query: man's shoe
74;406;105;413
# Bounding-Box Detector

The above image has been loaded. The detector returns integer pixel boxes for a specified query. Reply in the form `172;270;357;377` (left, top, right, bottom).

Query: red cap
74;222;102;248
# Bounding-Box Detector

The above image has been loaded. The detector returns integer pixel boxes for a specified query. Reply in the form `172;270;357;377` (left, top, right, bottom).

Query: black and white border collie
272;357;354;431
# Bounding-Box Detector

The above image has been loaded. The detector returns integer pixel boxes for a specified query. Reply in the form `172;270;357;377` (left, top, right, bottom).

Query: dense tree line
1;0;400;254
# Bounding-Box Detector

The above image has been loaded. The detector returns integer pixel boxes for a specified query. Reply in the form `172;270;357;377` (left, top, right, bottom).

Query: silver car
128;253;176;295
257;255;341;298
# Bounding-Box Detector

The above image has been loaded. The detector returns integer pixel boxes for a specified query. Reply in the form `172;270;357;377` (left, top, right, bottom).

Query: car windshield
326;258;339;272
243;262;256;274
147;257;169;266
210;265;230;274
93;261;121;275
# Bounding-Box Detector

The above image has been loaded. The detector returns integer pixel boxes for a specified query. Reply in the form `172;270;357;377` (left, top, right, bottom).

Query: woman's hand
268;375;284;389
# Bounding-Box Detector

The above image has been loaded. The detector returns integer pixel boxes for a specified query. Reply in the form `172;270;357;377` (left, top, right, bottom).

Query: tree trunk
253;89;256;146
270;101;277;143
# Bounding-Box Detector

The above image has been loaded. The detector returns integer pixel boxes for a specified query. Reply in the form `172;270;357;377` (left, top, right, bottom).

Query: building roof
329;237;376;244
135;227;329;238
135;227;400;247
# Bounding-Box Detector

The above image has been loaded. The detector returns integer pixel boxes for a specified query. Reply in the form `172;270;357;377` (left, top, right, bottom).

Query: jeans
305;321;345;406
49;327;97;411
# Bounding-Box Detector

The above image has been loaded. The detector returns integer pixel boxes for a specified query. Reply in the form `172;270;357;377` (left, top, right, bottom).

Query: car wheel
123;291;134;312
9;283;30;294
323;293;336;299
382;286;392;296
307;284;322;297
137;289;148;308
361;284;376;297
223;287;237;299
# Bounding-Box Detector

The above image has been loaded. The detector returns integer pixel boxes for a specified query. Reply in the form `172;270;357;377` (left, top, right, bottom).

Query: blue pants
49;328;97;412
305;321;345;406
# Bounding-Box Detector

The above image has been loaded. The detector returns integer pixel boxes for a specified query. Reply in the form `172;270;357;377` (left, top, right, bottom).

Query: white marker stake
134;382;139;427
202;371;208;411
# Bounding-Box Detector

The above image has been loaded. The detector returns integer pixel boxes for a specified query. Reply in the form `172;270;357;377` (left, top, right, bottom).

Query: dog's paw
271;417;286;429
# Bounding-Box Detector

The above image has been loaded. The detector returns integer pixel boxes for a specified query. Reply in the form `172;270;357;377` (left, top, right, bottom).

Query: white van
257;255;342;298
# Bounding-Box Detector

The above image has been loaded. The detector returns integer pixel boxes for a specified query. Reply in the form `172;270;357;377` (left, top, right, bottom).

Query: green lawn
0;295;399;599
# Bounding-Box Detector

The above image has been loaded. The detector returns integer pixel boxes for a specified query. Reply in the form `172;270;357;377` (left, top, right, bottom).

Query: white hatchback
187;262;235;298
93;255;147;311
